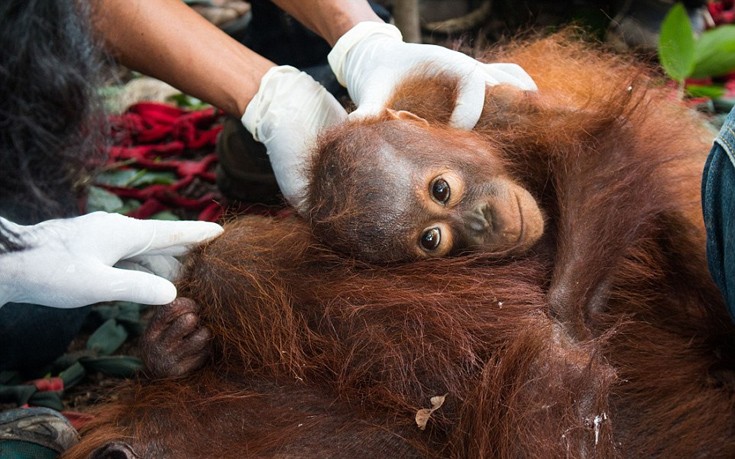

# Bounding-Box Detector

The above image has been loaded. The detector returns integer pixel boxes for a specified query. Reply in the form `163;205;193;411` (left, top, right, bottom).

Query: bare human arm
270;0;383;46
90;0;274;117
89;0;383;116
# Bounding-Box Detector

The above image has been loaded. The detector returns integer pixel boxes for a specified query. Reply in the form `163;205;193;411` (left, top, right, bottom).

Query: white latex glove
328;22;538;130
0;212;223;309
242;65;348;212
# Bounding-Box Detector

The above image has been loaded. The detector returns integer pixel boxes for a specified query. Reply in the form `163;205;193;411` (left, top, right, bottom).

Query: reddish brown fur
65;34;735;458
307;120;515;261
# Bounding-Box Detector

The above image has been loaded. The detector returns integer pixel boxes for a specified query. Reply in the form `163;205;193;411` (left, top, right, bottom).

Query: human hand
241;65;348;211
0;212;223;308
328;22;538;130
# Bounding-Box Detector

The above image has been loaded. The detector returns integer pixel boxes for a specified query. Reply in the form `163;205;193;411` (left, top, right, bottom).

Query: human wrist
232;57;276;117
241;65;303;141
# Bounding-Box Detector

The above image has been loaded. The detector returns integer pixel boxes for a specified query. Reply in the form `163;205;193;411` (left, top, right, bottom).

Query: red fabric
709;0;735;25
27;377;64;392
110;102;222;149
61;411;96;430
104;102;225;221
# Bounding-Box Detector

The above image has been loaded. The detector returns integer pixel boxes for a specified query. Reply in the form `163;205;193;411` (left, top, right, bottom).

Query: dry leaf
430;395;447;409
415;394;448;430
415;408;433;430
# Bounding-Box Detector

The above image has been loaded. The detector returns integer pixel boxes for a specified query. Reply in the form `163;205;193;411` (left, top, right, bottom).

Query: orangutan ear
385;109;430;126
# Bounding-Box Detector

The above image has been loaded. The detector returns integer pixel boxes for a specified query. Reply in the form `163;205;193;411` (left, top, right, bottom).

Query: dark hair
0;0;106;252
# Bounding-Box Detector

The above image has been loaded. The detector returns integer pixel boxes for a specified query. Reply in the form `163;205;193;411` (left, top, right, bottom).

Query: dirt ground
61;310;152;413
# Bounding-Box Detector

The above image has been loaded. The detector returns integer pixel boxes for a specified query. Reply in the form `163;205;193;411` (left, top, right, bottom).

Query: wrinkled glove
328;22;538;129
242;65;348;211
0;212;223;309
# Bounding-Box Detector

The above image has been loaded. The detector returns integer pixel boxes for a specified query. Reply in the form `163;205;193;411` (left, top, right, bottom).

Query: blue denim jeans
702;107;735;320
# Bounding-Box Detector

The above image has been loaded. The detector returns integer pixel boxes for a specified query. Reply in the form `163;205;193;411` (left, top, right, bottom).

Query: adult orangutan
64;33;735;458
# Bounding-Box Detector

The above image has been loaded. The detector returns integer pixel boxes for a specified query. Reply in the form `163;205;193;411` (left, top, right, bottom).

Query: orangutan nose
463;204;491;236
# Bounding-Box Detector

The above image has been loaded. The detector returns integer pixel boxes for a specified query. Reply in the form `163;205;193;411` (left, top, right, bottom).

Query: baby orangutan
303;35;705;266
306;109;545;262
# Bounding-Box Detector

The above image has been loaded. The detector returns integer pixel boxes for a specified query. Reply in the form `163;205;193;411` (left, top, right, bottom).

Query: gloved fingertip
133;279;178;305
148;220;224;251
450;78;486;130
482;63;538;91
347;105;383;122
193;221;225;242
104;267;179;305
510;73;538;91
155;282;178;305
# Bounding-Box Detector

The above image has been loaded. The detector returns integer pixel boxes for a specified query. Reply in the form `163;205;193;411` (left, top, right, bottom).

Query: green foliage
150;210;181;221
95;169;177;187
86;185;140;215
691;25;735;78
167;93;210;110
79;356;143;378
659;3;695;83
686;84;726;99
86;185;124;212
88;169;180;218
658;3;735;101
87;318;128;356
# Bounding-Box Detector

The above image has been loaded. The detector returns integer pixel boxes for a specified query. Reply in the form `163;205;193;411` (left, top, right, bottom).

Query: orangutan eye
431;178;450;204
420;227;441;251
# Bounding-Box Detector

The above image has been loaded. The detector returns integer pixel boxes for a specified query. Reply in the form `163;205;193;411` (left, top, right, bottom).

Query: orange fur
65;33;734;459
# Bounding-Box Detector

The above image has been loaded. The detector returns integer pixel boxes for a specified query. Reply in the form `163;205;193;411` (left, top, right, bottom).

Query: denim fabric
702;107;735;321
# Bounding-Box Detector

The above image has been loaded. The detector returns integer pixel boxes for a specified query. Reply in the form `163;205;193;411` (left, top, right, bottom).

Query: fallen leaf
415;394;448;430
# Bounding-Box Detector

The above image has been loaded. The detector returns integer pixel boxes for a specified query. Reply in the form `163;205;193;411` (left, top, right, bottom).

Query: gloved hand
0;212;223;309
328;22;538;130
242;65;348;212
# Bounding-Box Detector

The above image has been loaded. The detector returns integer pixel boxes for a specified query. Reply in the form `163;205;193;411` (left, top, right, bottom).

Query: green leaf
166;93;210;110
28;391;64;411
691;25;735;78
92;301;142;323
685;84;726;99
150;210;181;221
96;169;177;187
86;319;128;356
130;170;177;186
58;361;87;389
658;3;696;82
86;186;124;212
0;385;37;405
115;199;142;215
80;356;143;378
95;169;144;187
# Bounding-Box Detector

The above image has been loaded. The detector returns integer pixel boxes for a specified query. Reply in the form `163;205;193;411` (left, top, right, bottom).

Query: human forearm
90;0;274;116
270;0;382;46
